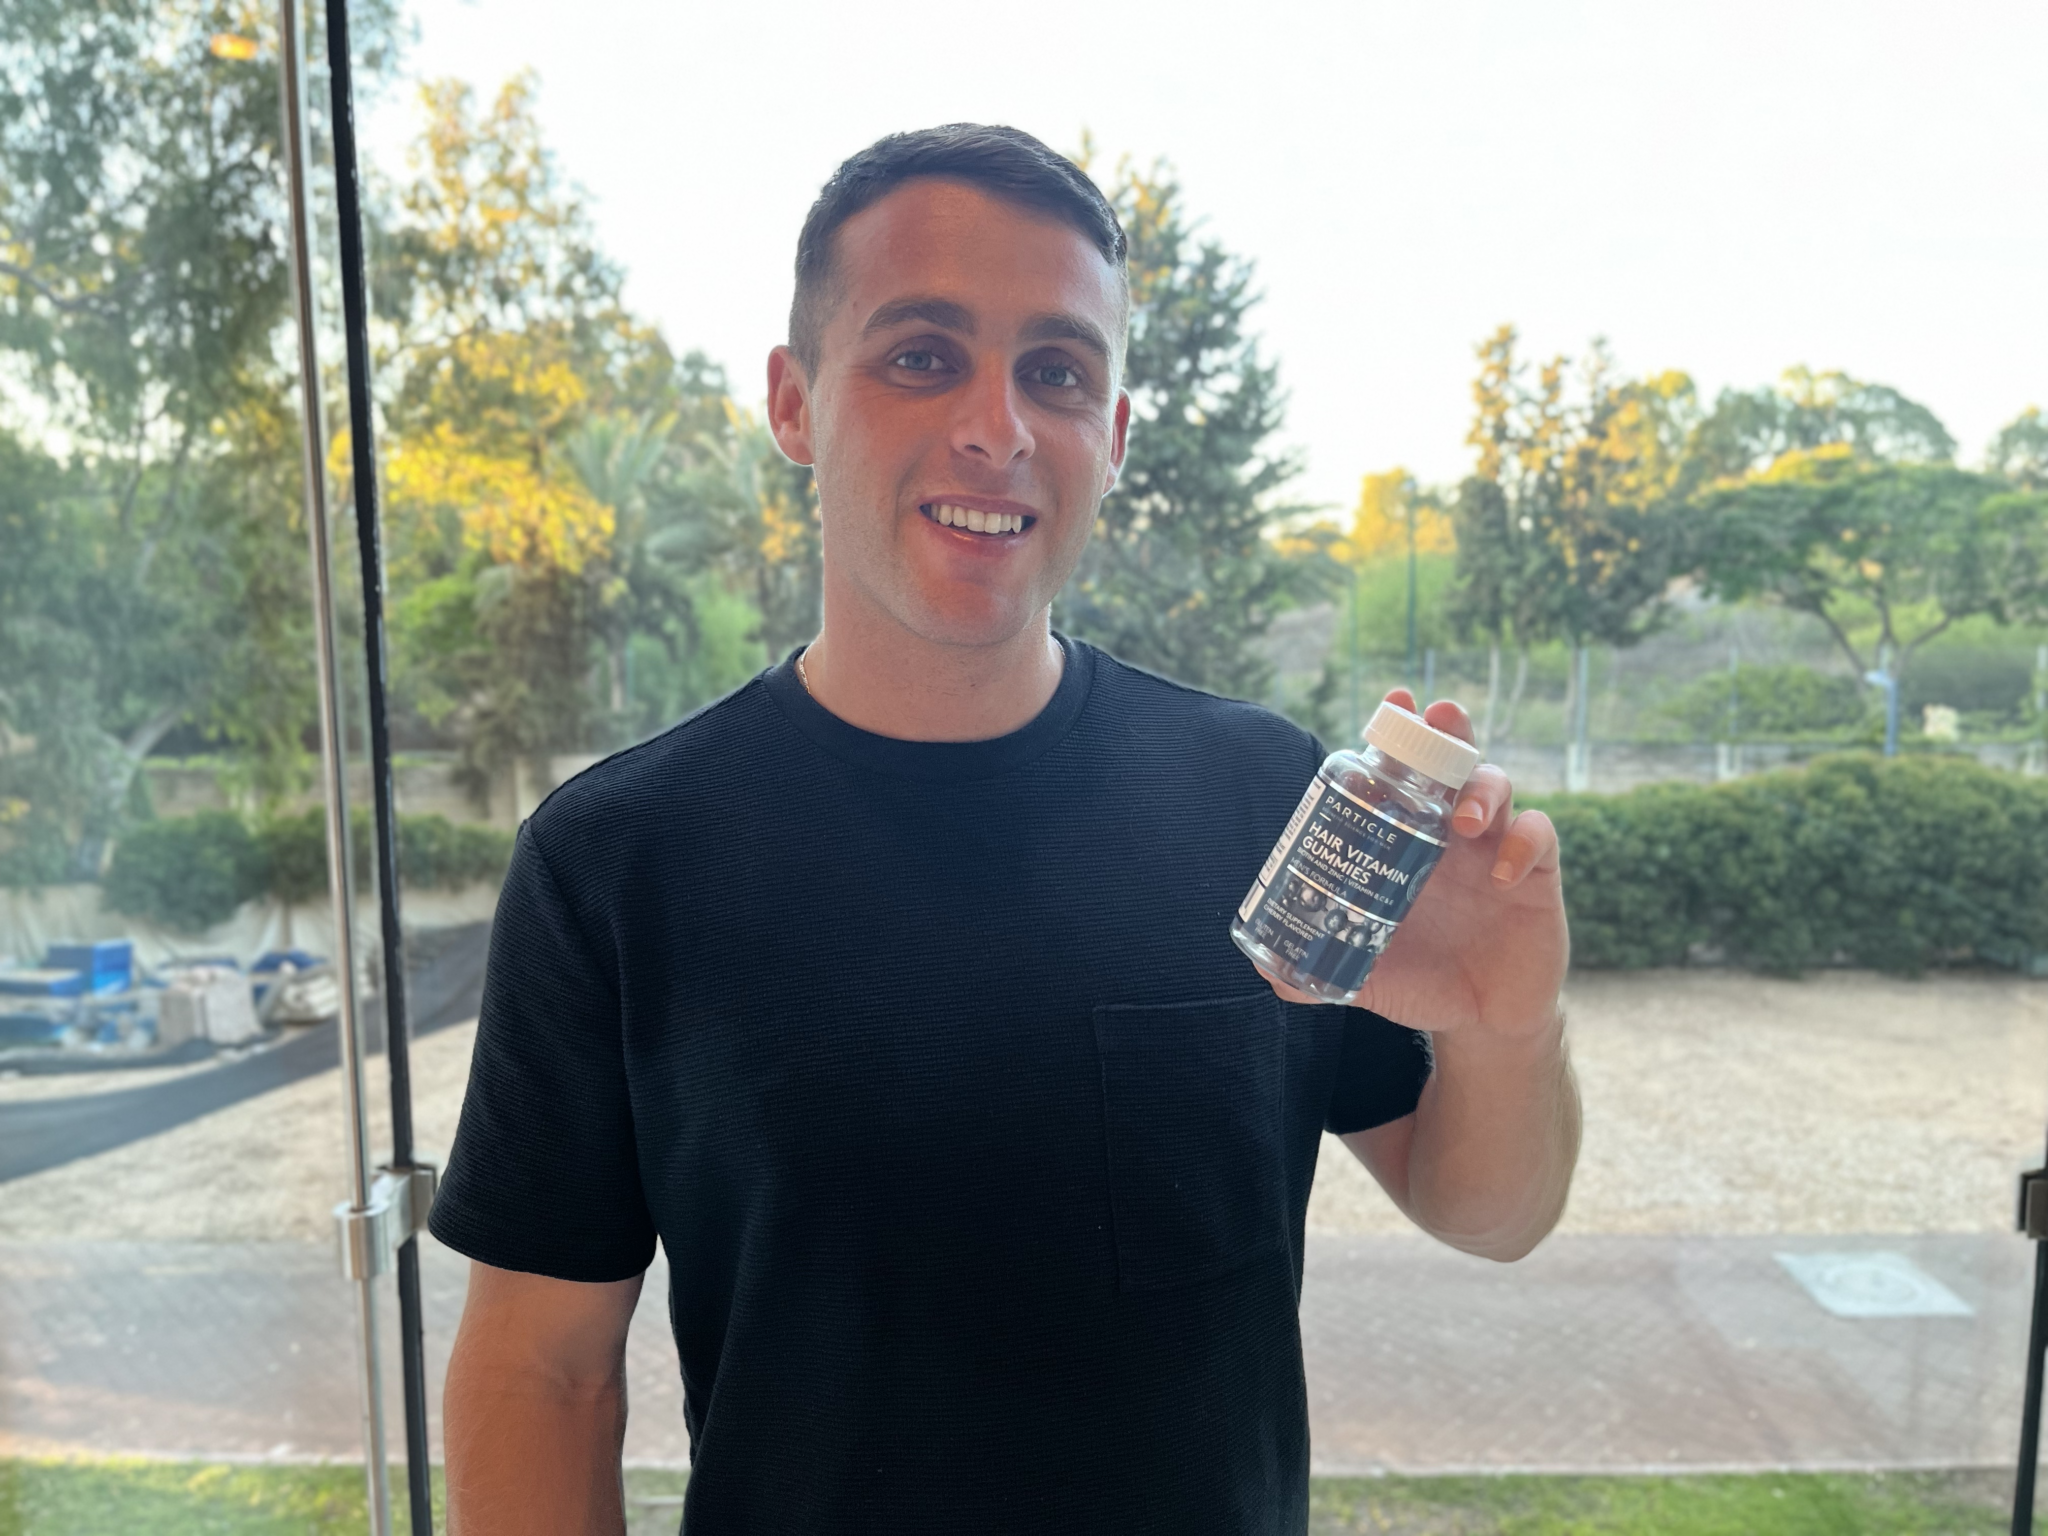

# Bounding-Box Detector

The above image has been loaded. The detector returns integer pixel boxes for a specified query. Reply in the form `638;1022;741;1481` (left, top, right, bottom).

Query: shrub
103;812;267;933
1532;754;2048;974
394;814;515;890
105;810;517;933
255;810;336;907
256;809;515;898
1656;662;1868;742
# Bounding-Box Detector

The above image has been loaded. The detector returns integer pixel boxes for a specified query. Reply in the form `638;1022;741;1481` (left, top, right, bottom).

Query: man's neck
797;602;1064;743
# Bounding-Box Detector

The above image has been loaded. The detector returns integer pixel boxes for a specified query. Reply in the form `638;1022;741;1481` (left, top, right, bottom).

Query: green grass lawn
1310;1470;2012;1534
0;1461;2014;1534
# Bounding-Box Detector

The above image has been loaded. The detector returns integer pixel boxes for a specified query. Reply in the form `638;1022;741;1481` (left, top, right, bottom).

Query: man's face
768;179;1130;650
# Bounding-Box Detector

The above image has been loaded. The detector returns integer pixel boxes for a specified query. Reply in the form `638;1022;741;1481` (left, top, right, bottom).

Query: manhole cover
1774;1251;1973;1319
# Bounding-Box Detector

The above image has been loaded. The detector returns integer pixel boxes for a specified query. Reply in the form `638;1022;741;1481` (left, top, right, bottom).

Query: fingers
1255;963;1323;1007
1451;764;1511;838
1422;698;1475;746
1379;689;1477;749
1489;808;1559;887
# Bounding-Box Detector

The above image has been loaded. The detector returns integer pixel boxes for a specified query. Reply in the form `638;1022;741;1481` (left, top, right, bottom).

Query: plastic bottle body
1231;744;1461;1005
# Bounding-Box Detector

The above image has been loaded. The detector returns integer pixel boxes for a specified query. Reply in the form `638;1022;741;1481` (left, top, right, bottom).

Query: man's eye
894;350;942;371
1029;364;1080;389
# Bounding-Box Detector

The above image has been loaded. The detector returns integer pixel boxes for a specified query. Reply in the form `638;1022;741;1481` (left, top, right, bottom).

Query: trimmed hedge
1532;754;2048;975
96;759;2048;969
102;810;515;934
101;811;266;935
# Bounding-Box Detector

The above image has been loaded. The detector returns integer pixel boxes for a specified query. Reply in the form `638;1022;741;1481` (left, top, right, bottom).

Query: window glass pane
4;2;2043;1527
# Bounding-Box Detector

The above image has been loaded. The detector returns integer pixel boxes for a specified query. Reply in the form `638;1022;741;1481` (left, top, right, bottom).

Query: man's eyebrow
861;297;976;336
1019;312;1113;361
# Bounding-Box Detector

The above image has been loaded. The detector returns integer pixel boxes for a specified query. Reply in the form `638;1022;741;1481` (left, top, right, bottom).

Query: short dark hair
788;123;1128;374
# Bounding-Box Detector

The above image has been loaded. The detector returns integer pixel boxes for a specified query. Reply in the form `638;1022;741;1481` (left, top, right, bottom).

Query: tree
1688;367;1955;482
1448;327;1691;754
1697;448;2048;695
0;0;401;874
372;76;704;795
1058;158;1318;699
1303;469;1456;735
1988;407;2048;489
1343;469;1454;564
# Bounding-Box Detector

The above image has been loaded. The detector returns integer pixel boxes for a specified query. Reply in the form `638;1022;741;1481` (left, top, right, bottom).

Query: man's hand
1259;688;1579;1261
444;1261;645;1535
1262;688;1567;1041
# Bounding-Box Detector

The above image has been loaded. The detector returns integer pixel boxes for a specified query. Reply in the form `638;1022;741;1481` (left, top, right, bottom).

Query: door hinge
335;1162;439;1281
2019;1167;2048;1241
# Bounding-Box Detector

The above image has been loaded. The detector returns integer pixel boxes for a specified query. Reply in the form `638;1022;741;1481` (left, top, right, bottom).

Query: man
432;123;1578;1534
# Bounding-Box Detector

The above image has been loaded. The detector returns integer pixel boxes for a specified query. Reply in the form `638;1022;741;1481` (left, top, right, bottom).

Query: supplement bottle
1232;701;1482;1006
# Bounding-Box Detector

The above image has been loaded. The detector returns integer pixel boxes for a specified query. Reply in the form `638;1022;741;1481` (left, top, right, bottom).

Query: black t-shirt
430;637;1432;1534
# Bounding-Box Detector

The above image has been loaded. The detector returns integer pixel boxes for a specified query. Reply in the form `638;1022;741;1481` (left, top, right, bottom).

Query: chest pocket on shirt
1093;992;1288;1291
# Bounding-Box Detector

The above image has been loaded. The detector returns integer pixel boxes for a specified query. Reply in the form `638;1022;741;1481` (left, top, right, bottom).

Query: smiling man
431;124;1580;1535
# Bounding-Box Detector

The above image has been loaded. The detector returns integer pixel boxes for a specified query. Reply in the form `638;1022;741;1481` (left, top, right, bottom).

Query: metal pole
2014;1240;2047;1533
1405;501;1418;690
276;7;389;1530
1348;567;1360;741
318;1;434;1529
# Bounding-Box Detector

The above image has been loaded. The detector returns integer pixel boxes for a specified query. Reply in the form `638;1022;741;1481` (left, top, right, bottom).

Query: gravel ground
4;969;2045;1243
1310;968;2048;1237
0;1024;475;1243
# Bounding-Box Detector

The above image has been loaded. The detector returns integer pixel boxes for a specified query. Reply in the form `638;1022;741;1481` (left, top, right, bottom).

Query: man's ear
766;346;815;466
1102;389;1132;493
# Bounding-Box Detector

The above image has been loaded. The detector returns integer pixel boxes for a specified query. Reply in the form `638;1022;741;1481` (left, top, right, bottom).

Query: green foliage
1656;662;1867;741
1349;554;1462;655
0;0;403;877
1059;157;1320;699
1698;456;2048;691
255;811;334;909
1449;330;1691;651
90;810;514;928
1687;366;1957;481
393;813;517;891
1531;755;2048;975
1310;1469;2002;1534
0;803;72;888
102;812;265;933
0;1461;2001;1536
623;575;770;732
0;1455;420;1535
1988;406;2048;489
256;809;514;902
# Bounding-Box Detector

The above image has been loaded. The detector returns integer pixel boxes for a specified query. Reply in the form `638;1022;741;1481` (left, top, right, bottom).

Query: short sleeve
1324;1008;1434;1135
428;823;657;1282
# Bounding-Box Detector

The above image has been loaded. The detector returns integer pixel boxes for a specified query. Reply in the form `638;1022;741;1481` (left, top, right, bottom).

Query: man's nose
950;358;1033;466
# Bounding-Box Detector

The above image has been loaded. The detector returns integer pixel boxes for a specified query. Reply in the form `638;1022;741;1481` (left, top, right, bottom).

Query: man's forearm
1353;1011;1581;1261
444;1352;630;1534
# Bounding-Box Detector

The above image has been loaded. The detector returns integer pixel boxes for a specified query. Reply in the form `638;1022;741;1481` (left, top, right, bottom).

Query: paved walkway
0;1230;2028;1473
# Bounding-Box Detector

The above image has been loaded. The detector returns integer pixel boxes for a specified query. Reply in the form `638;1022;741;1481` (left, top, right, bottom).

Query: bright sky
363;0;2048;515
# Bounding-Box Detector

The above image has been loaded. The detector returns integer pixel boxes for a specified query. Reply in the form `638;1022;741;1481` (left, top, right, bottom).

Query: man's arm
1345;1017;1580;1261
444;1260;645;1535
1262;689;1579;1260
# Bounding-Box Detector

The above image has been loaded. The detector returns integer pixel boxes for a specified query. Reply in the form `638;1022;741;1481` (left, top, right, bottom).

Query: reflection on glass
0;0;2044;1527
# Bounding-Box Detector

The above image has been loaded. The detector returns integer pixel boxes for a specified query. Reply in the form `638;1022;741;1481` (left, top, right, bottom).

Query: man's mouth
921;502;1035;537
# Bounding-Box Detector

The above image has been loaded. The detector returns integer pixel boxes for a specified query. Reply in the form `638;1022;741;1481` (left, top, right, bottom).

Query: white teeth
928;504;1026;534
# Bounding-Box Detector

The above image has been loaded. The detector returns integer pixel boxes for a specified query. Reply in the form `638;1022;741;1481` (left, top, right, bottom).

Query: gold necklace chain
796;646;815;697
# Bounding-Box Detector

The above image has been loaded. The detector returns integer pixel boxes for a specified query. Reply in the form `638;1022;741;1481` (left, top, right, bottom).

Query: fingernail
1491;859;1514;883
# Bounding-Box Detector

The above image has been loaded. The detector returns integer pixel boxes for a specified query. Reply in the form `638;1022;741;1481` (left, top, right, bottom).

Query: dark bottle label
1236;776;1444;996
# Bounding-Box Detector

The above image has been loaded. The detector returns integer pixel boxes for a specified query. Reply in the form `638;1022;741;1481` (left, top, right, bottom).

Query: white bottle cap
1362;701;1483;789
